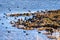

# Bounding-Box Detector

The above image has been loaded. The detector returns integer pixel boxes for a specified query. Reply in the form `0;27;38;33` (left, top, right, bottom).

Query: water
0;0;60;13
0;0;60;40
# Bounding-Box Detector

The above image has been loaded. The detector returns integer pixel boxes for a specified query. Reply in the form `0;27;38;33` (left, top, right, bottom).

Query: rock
7;31;11;33
17;25;25;29
26;33;28;35
38;31;41;33
57;37;60;40
23;31;26;33
6;27;8;29
3;16;5;18
17;6;19;8
8;8;11;11
2;23;4;25
47;35;56;39
43;32;51;35
23;27;34;30
15;17;17;19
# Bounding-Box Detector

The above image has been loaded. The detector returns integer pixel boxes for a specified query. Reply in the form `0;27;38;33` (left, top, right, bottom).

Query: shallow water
0;0;60;13
0;12;60;40
0;0;60;40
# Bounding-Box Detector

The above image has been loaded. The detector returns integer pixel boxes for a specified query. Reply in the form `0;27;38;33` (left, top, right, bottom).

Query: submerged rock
23;31;26;33
26;33;29;35
1;23;4;25
7;31;11;33
38;31;41;33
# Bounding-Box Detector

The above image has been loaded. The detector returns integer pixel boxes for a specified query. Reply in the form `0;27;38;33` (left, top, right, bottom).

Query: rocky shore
6;9;60;40
7;10;60;30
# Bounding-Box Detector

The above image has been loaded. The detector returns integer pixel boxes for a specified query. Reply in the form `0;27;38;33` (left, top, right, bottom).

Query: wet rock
10;21;15;24
43;32;51;35
47;35;56;39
